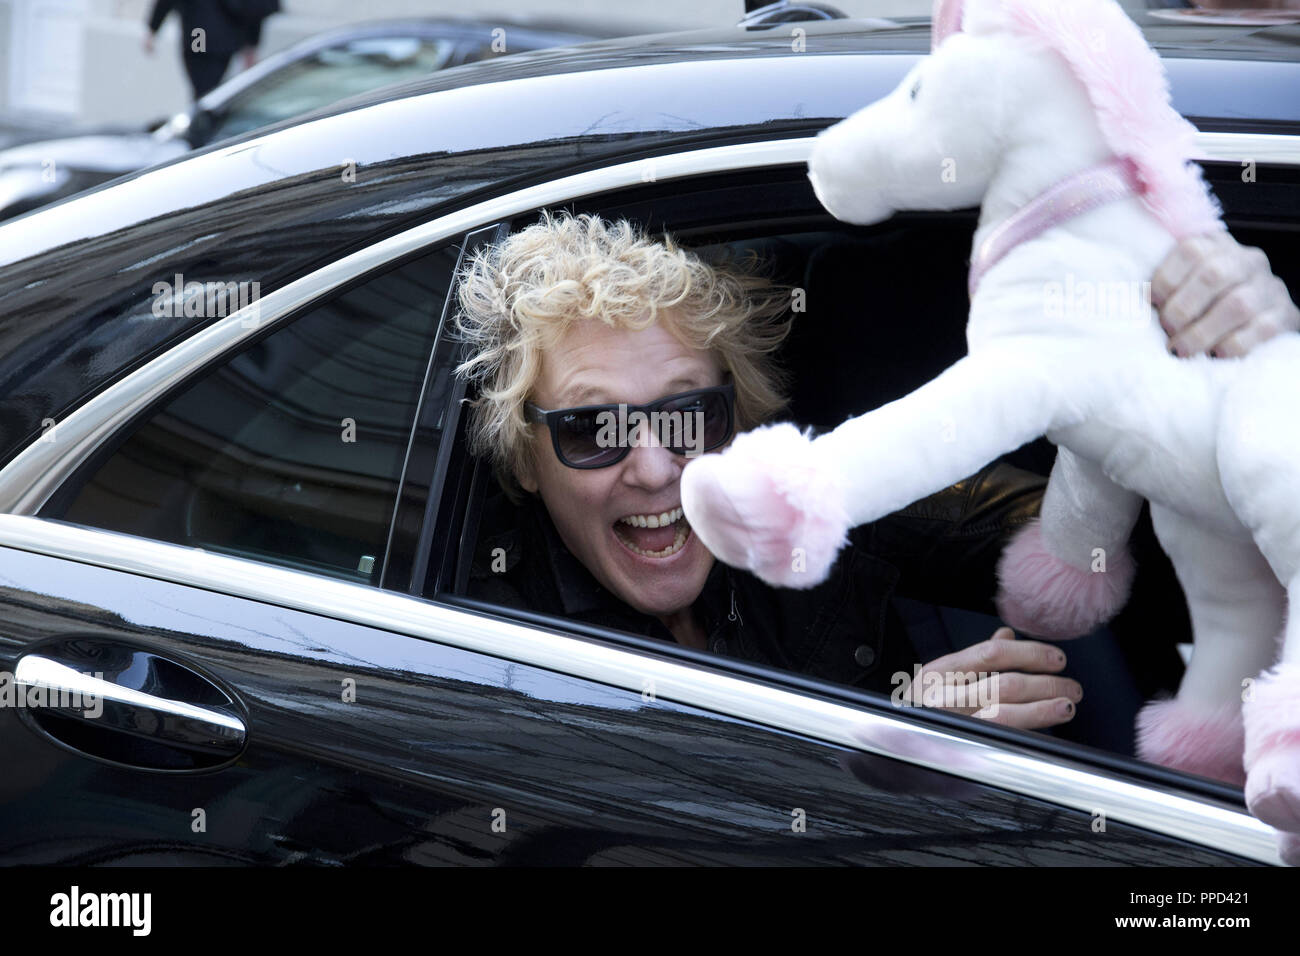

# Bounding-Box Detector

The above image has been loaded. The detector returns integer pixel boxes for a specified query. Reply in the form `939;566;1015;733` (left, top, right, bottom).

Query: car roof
317;12;1300;118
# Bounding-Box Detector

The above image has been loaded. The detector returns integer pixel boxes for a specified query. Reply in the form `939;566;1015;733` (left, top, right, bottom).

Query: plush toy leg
995;447;1141;639
811;349;1070;529
1213;336;1300;856
681;349;1074;588
1137;507;1285;788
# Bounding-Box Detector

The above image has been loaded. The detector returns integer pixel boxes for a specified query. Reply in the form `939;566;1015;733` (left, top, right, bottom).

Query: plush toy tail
995;447;1141;638
680;423;851;589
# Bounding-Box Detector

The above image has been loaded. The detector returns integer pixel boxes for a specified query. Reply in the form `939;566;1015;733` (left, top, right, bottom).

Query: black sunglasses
524;382;736;469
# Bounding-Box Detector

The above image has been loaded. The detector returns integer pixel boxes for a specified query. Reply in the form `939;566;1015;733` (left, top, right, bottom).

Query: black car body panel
0;542;1257;865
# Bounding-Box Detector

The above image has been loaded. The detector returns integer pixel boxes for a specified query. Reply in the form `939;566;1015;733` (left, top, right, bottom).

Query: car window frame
6;134;1290;518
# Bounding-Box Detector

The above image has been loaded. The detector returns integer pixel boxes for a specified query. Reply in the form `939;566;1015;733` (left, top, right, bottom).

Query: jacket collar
514;496;610;618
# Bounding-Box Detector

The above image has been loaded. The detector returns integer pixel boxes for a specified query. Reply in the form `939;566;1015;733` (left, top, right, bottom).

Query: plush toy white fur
680;0;1300;863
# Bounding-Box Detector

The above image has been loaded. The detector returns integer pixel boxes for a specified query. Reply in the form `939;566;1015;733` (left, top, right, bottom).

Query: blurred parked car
0;16;645;221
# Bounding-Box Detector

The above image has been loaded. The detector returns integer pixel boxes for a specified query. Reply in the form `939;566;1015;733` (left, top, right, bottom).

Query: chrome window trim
0;515;1280;864
0;131;1295;514
1195;131;1300;166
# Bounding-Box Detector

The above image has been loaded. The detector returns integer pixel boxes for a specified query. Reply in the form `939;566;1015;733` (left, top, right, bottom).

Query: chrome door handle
14;640;247;771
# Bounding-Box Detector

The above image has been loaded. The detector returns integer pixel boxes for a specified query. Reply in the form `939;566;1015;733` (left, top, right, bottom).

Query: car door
0;144;1278;866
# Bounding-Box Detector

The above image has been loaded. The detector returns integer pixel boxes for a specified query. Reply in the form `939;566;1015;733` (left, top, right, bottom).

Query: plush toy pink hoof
1135;698;1245;787
994;518;1135;639
1247;747;1300;834
1244;662;1300;833
680;423;850;589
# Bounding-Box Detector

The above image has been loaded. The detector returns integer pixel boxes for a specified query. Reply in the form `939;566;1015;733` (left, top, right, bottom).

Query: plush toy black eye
910;79;921;101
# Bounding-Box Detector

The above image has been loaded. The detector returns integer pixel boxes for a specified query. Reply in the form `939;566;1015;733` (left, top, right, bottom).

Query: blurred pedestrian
143;0;281;101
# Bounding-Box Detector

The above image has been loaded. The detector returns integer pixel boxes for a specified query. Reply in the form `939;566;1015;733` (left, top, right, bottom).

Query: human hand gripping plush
679;0;1300;863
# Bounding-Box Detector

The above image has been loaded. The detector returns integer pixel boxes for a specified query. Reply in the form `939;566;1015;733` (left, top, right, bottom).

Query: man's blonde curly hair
453;209;795;500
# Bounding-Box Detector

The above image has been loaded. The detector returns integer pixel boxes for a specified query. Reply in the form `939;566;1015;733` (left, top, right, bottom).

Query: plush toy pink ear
932;0;966;49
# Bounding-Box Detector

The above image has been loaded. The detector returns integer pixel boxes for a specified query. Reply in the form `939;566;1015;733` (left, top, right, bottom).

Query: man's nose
621;420;680;487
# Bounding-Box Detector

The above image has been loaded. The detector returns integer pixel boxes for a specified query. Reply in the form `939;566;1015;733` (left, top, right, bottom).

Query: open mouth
613;506;692;559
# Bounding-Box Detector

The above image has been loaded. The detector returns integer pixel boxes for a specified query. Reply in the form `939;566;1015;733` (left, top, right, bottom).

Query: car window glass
46;246;460;584
211;36;455;141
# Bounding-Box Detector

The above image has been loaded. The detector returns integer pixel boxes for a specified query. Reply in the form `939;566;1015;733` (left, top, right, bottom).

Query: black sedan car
0;15;641;221
0;7;1295;865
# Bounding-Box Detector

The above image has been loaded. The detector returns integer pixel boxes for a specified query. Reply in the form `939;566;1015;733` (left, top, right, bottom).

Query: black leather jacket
469;461;1053;694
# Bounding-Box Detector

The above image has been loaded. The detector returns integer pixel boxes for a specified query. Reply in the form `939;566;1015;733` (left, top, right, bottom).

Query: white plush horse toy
680;0;1300;862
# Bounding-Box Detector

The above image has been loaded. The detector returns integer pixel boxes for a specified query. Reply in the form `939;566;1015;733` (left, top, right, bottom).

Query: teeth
618;506;683;528
619;521;690;559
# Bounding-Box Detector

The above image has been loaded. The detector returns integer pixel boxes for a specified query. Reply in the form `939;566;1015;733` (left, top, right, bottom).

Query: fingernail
1060;701;1074;717
1054;651;1066;666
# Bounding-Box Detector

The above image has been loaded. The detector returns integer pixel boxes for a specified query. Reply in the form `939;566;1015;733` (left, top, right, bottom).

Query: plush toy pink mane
933;0;1224;239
